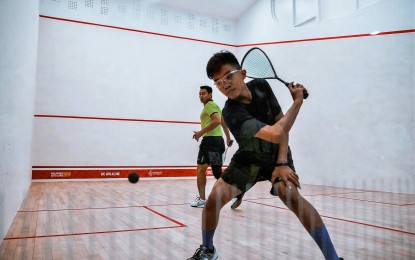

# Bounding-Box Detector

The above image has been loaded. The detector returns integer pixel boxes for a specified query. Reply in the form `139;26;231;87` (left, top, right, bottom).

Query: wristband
275;162;290;167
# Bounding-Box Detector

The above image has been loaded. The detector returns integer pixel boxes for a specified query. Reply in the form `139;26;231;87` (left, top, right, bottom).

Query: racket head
241;47;309;99
241;47;282;81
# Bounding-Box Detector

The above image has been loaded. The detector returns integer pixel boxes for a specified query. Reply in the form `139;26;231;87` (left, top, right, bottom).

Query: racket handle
283;81;309;99
303;90;309;99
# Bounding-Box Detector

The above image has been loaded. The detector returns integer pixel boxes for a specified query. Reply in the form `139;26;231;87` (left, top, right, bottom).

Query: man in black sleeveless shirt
188;51;342;260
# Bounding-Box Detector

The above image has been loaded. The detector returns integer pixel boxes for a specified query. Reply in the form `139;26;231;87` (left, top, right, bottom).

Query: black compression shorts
221;149;295;195
197;136;225;166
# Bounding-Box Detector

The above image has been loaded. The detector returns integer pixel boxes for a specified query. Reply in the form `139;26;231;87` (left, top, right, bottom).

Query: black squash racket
241;47;309;99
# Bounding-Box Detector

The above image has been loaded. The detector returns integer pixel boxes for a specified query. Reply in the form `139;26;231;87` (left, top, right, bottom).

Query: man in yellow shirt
191;85;233;208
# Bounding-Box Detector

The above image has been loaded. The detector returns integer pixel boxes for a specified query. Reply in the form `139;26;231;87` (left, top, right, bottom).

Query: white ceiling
145;0;258;20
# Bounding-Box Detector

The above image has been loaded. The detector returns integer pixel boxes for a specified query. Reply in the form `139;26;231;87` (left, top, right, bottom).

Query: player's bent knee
208;180;233;207
277;182;300;204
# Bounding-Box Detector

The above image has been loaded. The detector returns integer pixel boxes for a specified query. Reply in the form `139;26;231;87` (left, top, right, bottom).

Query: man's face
212;64;246;100
199;89;212;104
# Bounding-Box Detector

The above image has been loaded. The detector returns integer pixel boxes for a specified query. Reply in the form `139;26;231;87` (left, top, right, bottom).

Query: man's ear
241;69;247;79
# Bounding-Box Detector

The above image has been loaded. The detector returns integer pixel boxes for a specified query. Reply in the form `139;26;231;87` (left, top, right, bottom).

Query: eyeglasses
214;70;241;88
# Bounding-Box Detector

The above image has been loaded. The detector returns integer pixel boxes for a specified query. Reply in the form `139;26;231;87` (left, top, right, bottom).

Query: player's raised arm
255;83;304;144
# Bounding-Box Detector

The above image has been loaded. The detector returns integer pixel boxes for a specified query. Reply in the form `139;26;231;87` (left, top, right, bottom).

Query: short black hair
206;50;241;79
200;85;212;94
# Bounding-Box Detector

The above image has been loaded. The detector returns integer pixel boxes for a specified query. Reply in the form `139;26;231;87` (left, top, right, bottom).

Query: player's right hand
193;131;201;142
288;82;306;101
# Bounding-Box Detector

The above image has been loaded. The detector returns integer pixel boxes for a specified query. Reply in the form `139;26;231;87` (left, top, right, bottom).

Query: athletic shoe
187;245;218;260
190;197;206;208
230;193;244;209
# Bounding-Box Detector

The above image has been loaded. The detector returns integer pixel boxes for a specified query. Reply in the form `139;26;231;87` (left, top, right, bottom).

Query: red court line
34;114;199;125
286;190;414;206
246;200;415;236
302;191;370;197
32;165;197;169
245;191;371;201
18;205;147;213
327;194;414;207
17;203;189;213
39;15;237;47
39;15;414;47
238;29;415;47
3;226;183;240
5;206;186;240
143;206;186;227
400;203;415;206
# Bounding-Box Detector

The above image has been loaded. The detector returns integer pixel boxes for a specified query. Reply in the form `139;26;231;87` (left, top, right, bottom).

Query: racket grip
303;90;309;99
284;82;309;99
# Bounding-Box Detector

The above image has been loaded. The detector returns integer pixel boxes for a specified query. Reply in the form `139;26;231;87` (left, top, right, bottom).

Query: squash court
1;0;414;259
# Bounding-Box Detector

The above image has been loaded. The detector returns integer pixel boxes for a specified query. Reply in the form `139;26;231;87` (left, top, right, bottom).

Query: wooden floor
1;178;414;259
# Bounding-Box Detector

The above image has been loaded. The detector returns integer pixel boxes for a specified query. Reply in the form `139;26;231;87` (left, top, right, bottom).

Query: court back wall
34;17;232;166
33;0;414;193
33;0;237;180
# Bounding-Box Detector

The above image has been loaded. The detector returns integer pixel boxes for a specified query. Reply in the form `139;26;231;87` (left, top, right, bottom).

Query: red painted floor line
7;206;186;240
17;203;189;213
3;226;183;240
246;200;415;236
327;194;413;207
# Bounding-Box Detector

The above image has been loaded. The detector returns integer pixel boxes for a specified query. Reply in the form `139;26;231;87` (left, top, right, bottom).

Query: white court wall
33;0;236;171
237;0;414;193
0;0;39;240
32;0;414;193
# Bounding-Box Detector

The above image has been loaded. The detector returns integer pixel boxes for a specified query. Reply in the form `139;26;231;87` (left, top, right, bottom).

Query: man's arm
255;99;302;143
254;83;304;145
220;116;233;146
255;83;305;188
272;112;289;164
193;112;221;141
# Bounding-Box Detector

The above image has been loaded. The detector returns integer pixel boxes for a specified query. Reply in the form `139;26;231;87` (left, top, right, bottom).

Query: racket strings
241;49;276;78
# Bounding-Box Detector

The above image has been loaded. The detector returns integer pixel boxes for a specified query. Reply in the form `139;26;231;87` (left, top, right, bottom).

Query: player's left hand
193;131;202;142
273;166;301;189
227;139;234;147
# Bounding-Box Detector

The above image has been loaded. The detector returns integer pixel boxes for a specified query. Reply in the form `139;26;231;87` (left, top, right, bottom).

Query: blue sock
309;225;339;260
202;230;215;250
